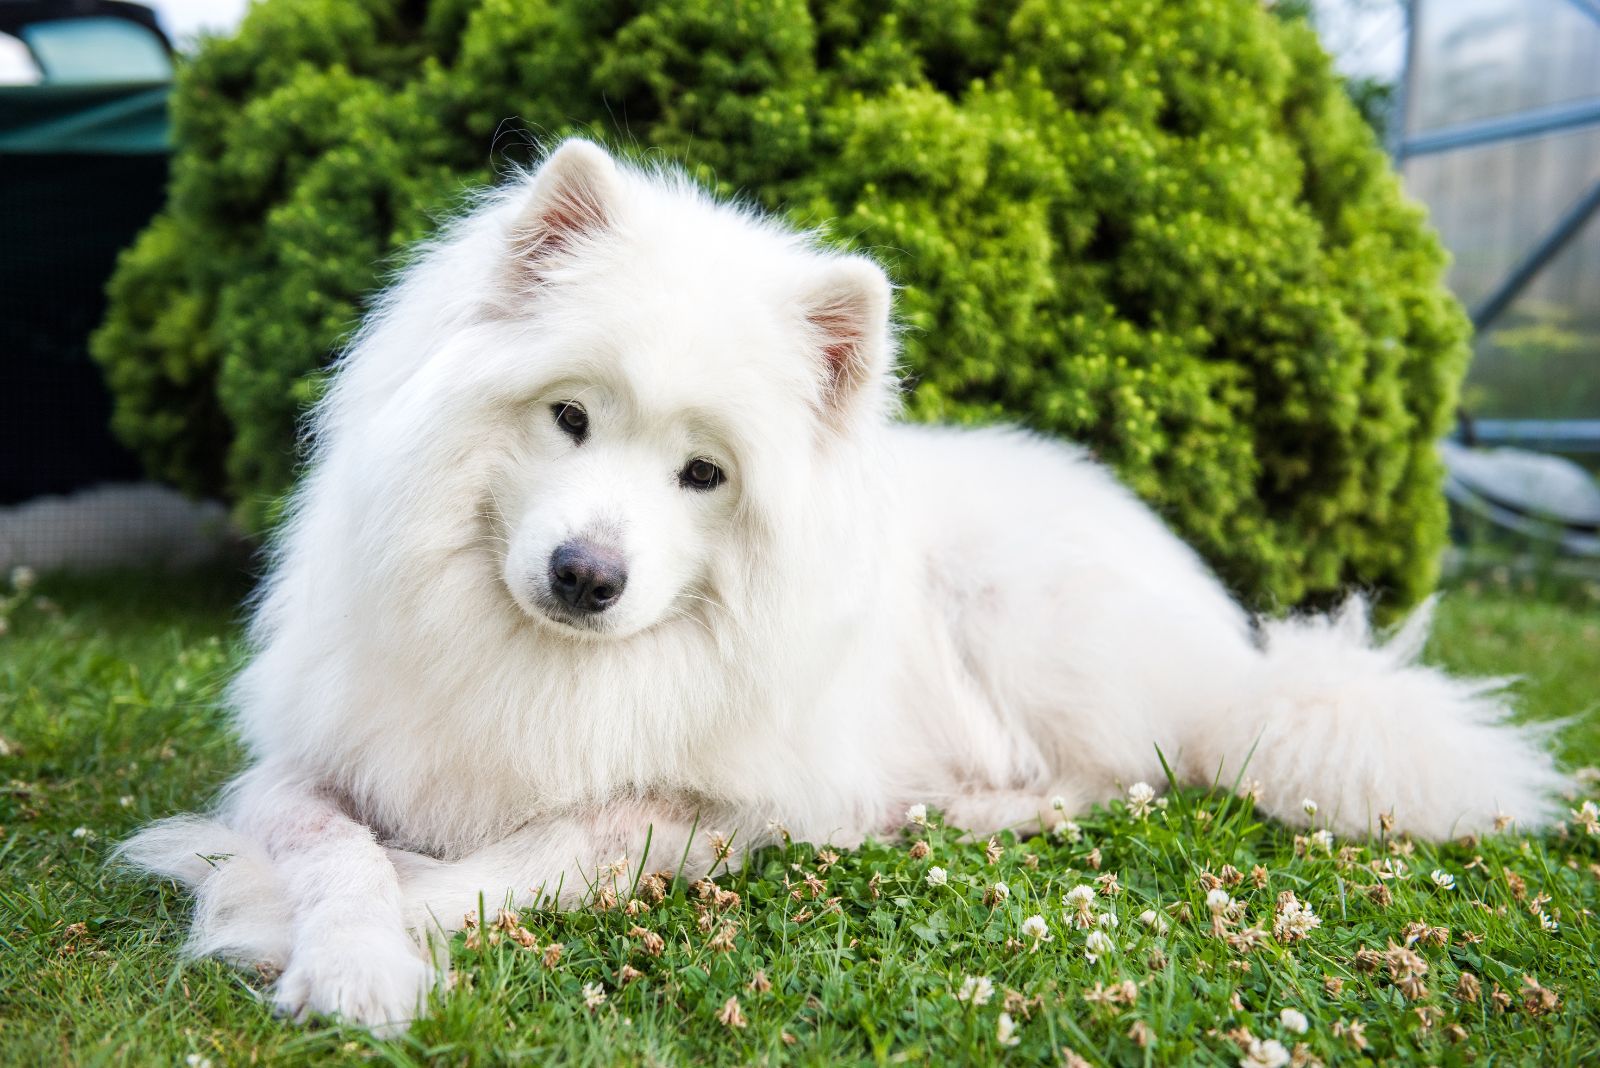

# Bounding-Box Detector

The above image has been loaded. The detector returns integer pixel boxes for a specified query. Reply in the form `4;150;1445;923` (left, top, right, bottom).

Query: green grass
2;569;1598;1066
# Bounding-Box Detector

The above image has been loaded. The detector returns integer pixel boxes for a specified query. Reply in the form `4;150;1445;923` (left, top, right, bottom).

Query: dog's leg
938;786;1096;838
393;803;750;937
228;769;438;1034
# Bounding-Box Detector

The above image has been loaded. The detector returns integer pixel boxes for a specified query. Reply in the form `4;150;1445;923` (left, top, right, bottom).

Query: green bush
92;0;1470;611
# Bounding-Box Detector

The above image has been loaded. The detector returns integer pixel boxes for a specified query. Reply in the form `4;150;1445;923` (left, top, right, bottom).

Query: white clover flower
184;1057;212;1068
1310;829;1334;854
1278;1007;1308;1034
926;866;948;887
1051;795;1068;812
1063;883;1098;929
1053;819;1083;843
1301;798;1319;818
1206;888;1233;914
1021;914;1052;949
10;566;36;593
1570;800;1599;836
1240;1037;1291;1068
1137;908;1170;934
1126;781;1156;818
582;982;607;1009
996;1010;1021;1047
1084;929;1115;963
1374;857;1409;880
1539;911;1559;932
990;881;1010;902
71;827;91;840
716;995;746;1029
957;975;995;1005
1095;911;1119;929
1064;884;1096;908
118;795;134;808
1430;869;1455;890
1272;896;1321;942
905;803;928;827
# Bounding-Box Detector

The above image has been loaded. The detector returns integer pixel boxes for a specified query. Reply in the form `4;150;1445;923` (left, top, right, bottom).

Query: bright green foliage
92;0;1469;609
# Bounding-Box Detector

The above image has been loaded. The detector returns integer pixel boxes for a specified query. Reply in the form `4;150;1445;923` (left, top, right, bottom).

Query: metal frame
1396;0;1600;452
1385;0;1416;159
1394;0;1600;164
1467;420;1600;454
1470;178;1600;331
1393;1;1600;336
1569;0;1600;27
1397;96;1600;159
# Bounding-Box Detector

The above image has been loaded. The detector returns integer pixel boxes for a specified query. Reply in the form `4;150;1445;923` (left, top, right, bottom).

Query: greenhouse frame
1396;0;1600;455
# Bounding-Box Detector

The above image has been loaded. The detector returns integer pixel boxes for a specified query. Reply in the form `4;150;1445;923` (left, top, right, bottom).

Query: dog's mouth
523;595;619;638
498;574;615;639
517;588;713;645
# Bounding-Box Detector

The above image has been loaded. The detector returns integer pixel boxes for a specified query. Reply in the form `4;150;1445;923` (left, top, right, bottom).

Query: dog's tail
1180;596;1568;839
115;815;292;969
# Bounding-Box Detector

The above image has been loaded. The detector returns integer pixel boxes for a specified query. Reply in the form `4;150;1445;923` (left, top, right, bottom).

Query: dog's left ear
505;139;622;291
800;255;894;424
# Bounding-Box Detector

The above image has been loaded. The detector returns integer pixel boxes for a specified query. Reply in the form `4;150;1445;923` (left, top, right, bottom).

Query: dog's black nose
548;540;628;614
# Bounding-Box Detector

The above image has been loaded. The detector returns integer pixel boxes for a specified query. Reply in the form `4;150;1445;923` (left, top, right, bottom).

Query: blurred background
1;0;1596;587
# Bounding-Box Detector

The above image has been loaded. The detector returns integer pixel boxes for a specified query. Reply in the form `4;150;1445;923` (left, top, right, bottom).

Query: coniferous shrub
92;0;1470;610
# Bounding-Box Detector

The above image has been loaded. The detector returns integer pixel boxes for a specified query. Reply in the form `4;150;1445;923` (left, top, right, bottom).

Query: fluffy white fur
119;140;1565;1032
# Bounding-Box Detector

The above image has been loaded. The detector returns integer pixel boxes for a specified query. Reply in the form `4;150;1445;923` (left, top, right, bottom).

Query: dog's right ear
798;255;895;428
505;139;621;291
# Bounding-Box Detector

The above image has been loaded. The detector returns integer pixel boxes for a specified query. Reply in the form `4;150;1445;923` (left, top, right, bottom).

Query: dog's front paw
273;932;437;1035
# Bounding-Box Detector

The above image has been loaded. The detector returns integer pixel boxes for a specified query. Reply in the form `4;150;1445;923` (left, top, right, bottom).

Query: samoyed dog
122;139;1562;1031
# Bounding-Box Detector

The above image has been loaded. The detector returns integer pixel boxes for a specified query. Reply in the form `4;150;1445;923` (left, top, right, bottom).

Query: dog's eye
679;458;725;491
552;402;588;442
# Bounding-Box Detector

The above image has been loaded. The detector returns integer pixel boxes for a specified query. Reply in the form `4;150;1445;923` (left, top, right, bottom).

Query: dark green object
1;81;170;502
0;83;169;153
90;0;1472;611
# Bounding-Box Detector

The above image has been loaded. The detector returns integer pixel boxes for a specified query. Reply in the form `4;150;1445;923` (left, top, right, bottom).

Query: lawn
1;568;1597;1066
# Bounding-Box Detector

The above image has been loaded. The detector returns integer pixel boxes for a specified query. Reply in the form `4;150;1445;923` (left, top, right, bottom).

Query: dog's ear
506;139;621;289
800;255;894;424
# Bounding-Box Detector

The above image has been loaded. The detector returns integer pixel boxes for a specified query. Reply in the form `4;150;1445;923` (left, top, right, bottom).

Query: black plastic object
0;2;171;503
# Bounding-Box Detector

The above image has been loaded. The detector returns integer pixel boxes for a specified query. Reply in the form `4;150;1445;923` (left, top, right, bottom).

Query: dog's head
470;140;896;640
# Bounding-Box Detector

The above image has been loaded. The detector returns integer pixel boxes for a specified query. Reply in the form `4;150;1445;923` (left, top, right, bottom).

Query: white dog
121;139;1563;1031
